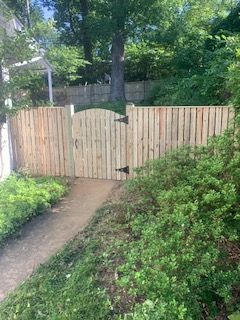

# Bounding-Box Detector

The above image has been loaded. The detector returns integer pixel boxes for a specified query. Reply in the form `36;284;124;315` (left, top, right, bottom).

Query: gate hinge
114;116;128;125
116;166;129;174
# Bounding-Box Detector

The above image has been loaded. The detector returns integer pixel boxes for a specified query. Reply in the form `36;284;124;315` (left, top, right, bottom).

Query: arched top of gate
73;108;125;119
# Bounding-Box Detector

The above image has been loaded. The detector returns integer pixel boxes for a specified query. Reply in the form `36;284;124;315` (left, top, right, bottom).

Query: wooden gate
72;109;128;181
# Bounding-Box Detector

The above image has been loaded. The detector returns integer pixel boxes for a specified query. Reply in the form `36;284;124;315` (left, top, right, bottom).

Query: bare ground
0;178;118;302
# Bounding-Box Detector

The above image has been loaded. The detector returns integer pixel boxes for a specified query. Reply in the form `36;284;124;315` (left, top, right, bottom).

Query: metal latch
114;116;128;125
116;166;129;174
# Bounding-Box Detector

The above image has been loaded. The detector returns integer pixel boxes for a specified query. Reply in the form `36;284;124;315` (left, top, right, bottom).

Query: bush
0;174;67;245
116;129;240;319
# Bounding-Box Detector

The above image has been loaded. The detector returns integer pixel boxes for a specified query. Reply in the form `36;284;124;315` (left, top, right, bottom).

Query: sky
42;6;54;20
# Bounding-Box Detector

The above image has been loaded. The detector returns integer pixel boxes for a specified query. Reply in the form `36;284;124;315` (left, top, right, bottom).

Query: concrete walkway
0;178;117;302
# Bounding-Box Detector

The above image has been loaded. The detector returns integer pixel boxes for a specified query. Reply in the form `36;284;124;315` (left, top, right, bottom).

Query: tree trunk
110;32;126;102
80;0;92;63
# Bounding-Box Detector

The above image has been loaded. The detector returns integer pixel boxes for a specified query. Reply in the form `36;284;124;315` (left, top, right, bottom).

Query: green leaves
46;45;87;84
0;174;67;246
115;130;240;319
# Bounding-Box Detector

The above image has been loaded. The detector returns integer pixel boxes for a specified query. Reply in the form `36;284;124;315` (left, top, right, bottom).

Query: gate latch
114;116;128;125
116;166;129;175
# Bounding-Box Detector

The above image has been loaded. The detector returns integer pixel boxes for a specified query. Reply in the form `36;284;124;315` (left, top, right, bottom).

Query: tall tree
43;0;94;82
91;0;160;100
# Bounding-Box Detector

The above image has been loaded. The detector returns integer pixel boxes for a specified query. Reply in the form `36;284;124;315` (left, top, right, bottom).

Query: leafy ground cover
1;126;240;319
0;174;68;246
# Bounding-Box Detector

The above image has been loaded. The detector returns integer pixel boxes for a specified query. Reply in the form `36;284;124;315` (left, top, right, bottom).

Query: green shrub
115;130;240;319
0;174;67;245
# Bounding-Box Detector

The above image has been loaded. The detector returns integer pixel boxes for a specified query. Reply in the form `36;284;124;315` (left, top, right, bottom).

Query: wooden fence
127;106;234;175
9;105;234;180
10;107;73;176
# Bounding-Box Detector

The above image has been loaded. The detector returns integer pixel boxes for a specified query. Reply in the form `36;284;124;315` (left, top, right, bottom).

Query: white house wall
0;123;11;181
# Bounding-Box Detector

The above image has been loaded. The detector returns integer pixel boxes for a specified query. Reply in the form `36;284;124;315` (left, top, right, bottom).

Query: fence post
64;105;75;177
126;103;135;179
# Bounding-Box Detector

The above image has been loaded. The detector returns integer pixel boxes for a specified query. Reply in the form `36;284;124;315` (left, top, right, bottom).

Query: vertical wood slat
166;108;172;152
215;107;222;136
149;108;154;160
100;109;107;180
159;108;166;155
127;105;134;178
208;107;216;137
172;108;178;150
82;110;89;177
184;108;191;145
57;109;65;176
110;111;116;180
137;108;144;167
61;108;69;176
132;107;138;173
190;107;197;147
143;108;149;165
178;108;184;148
105;110;112;180
196;108;203;145
202;107;209;146
29;109;37;175
96;109;103;179
154;108;160;159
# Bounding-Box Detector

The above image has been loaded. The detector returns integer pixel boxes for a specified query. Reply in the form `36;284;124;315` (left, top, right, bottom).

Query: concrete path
0;178;117;302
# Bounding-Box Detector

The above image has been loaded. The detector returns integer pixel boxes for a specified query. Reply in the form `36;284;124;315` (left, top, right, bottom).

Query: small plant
0;174;67;245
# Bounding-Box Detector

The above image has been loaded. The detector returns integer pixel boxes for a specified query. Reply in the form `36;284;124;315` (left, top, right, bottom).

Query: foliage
116;129;240;319
41;0;238;92
227;37;240;107
0;30;37;116
46;45;87;85
0;174;67;246
146;34;240;106
145;76;209;106
125;43;173;81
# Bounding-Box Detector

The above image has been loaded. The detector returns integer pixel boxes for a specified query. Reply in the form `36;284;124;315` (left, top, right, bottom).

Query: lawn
0;174;68;246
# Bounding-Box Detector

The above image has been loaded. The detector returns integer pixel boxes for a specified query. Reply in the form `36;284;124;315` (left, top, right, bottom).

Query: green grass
0;174;68;246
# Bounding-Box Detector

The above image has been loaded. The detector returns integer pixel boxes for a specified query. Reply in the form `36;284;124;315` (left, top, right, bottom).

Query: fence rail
9;105;234;179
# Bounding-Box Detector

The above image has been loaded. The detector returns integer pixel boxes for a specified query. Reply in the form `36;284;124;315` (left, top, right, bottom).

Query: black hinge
116;166;129;174
114;116;128;124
